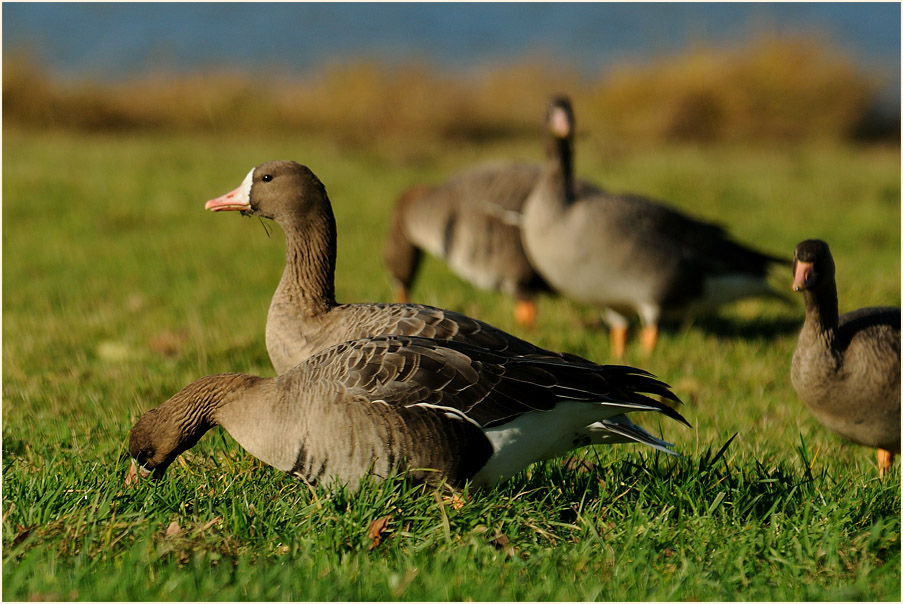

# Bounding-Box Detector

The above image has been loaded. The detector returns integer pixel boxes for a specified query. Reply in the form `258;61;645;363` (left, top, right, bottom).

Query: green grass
3;128;900;600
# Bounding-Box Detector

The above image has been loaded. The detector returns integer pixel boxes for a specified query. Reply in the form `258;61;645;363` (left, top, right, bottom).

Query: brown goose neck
180;373;262;413
802;280;840;338
545;135;576;202
147;373;265;451
277;208;338;312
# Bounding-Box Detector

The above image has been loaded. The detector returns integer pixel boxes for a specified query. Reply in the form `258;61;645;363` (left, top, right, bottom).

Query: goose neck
801;282;840;343
205;374;275;429
546;135;576;202
277;213;338;312
151;374;268;451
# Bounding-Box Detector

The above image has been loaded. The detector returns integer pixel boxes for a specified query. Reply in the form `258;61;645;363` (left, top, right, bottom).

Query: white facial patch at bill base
239;167;255;204
204;166;256;212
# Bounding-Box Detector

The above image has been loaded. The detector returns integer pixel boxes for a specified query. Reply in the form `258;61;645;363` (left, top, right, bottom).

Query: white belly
469;400;657;487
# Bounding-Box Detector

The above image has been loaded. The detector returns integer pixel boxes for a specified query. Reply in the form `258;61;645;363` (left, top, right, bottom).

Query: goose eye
261;174;273;183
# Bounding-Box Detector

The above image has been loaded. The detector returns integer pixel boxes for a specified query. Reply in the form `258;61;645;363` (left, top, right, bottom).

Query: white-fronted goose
127;335;689;490
385;162;599;327
790;239;900;476
385;163;547;327
520;95;786;358
205;160;592;375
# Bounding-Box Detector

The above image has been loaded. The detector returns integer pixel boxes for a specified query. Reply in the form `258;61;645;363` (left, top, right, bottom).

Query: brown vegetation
3;34;894;144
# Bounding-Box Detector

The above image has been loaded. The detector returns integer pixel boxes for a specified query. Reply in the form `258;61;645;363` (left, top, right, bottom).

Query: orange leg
877;448;894;477
395;285;409;304
514;300;537;328
610;325;628;360
640;325;659;356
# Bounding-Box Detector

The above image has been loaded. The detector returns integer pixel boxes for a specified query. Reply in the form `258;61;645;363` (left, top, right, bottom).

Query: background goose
206;160;597;374
127;335;688;491
384;161;600;327
520;95;787;358
385;163;547;328
790;239;900;476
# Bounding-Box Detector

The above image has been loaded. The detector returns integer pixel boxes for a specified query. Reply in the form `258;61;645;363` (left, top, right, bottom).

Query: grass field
2;127;900;600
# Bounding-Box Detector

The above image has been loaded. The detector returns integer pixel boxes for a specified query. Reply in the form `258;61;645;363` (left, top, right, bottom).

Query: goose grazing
520;95;786;358
385;162;599;327
385;163;548;328
205;160;593;375
126;335;688;491
790;239;900;476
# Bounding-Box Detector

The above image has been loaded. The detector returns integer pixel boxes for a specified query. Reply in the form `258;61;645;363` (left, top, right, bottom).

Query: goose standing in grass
790;239;900;476
520;95;786;359
205;160;599;375
127;335;688;491
385;162;599;328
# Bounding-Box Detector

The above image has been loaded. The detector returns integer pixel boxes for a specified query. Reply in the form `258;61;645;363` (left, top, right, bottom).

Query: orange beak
124;460;151;488
205;167;253;212
792;260;815;292
205;185;251;212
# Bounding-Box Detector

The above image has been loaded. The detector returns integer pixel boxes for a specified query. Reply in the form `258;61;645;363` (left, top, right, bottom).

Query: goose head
545;95;575;141
126;406;186;484
205;160;329;225
125;376;229;486
792;239;835;293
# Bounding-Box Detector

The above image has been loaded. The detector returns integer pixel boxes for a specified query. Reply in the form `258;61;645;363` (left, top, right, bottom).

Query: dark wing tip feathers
426;337;691;427
334;334;690;430
579;363;690;428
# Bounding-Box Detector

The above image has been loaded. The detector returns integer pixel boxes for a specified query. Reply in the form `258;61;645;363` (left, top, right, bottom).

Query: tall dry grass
588;34;884;142
2;34;893;144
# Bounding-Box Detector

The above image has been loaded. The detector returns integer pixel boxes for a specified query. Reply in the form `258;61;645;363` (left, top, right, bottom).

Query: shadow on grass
514;433;900;530
576;310;801;345
690;314;802;341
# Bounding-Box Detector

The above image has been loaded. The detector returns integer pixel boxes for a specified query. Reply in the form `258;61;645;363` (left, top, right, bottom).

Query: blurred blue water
3;2;900;104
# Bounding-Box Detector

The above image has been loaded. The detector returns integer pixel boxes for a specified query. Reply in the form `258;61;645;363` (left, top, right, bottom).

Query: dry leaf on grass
367;514;392;550
489;532;517;558
442;492;466;509
490;533;509;548
148;329;188;358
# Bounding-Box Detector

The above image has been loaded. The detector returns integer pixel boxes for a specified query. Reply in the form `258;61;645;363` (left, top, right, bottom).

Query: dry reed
2;34;892;144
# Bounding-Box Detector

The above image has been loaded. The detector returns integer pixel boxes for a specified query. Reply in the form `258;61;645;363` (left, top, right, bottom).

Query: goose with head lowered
790;239;900;476
386;165;547;328
520;95;787;359
385;161;600;328
126;335;688;491
206;160;591;375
